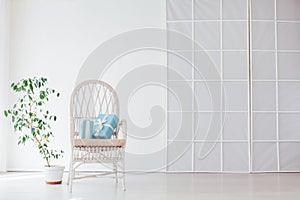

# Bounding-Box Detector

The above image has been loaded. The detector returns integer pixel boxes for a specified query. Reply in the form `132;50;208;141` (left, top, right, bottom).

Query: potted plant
4;76;64;184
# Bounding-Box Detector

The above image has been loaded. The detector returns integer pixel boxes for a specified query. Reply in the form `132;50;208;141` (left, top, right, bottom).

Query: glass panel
194;112;222;140
279;113;300;140
252;22;275;50
223;81;248;111
194;142;221;171
278;52;300;80
195;22;221;50
279;82;300;111
223;0;247;20
194;81;221;111
223;51;248;80
223;142;249;171
252;81;276;111
223;112;248;140
167;22;193;50
168;51;193;80
253;113;277;140
251;0;274;20
168;81;193;111
194;0;220;20
167;141;192;171
167;0;193;20
252;51;276;80
277;0;300;21
280;142;300;171
168;112;193;140
277;23;300;50
223;21;247;50
253;142;277;171
194;51;221;80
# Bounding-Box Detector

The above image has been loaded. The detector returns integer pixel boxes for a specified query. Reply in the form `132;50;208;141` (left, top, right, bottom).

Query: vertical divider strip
248;0;253;172
165;0;169;172
220;0;224;172
274;0;280;172
192;0;195;172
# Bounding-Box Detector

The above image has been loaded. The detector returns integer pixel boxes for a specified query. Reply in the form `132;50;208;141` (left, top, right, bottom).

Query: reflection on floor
0;172;299;200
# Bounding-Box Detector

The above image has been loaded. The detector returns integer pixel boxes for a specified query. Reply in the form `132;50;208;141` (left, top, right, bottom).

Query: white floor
0;172;299;200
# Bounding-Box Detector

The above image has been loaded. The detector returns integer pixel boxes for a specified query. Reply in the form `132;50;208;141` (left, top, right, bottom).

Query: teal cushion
80;119;94;139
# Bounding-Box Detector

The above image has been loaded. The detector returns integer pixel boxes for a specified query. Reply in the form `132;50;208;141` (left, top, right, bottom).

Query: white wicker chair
68;80;127;192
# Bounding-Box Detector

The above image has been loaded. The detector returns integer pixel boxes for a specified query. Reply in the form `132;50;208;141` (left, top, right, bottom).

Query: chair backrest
70;80;120;140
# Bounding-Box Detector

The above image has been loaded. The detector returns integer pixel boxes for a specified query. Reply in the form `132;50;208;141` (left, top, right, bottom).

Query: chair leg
113;161;118;183
67;156;72;185
68;150;74;193
68;163;74;193
122;150;126;191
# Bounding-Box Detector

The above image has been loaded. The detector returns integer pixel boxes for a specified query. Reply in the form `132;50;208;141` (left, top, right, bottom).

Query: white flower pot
44;165;65;184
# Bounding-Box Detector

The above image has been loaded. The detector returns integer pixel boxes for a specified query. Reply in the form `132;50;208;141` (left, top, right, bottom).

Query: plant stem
33;133;50;167
30;103;50;167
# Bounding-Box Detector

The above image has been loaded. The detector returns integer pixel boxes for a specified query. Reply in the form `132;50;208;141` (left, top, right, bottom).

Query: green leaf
23;80;28;86
4;110;8;117
53;116;57;121
29;83;34;94
13;85;18;91
39;91;45;100
57;93;60;97
41;77;47;83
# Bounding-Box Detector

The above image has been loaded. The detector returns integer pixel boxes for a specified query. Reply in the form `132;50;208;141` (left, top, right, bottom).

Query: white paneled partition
167;0;300;172
252;0;300;172
167;0;249;172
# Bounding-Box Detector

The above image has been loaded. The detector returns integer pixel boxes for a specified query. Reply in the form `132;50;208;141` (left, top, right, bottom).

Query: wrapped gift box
93;114;119;139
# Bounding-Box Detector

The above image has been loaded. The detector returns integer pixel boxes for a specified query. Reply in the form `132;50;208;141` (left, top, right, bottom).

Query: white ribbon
94;115;114;137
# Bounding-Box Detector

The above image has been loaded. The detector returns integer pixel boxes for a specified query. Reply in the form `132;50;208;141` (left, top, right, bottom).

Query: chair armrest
116;119;127;139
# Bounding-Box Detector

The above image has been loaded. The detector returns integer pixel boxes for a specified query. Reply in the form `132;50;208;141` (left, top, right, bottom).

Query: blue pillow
80;119;94;139
93;114;119;139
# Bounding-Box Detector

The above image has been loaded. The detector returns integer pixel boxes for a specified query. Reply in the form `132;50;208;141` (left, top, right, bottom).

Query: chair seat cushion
74;139;126;147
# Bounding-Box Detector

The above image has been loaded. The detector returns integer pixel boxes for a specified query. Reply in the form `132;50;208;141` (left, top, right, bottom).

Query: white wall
0;0;10;172
8;0;166;171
